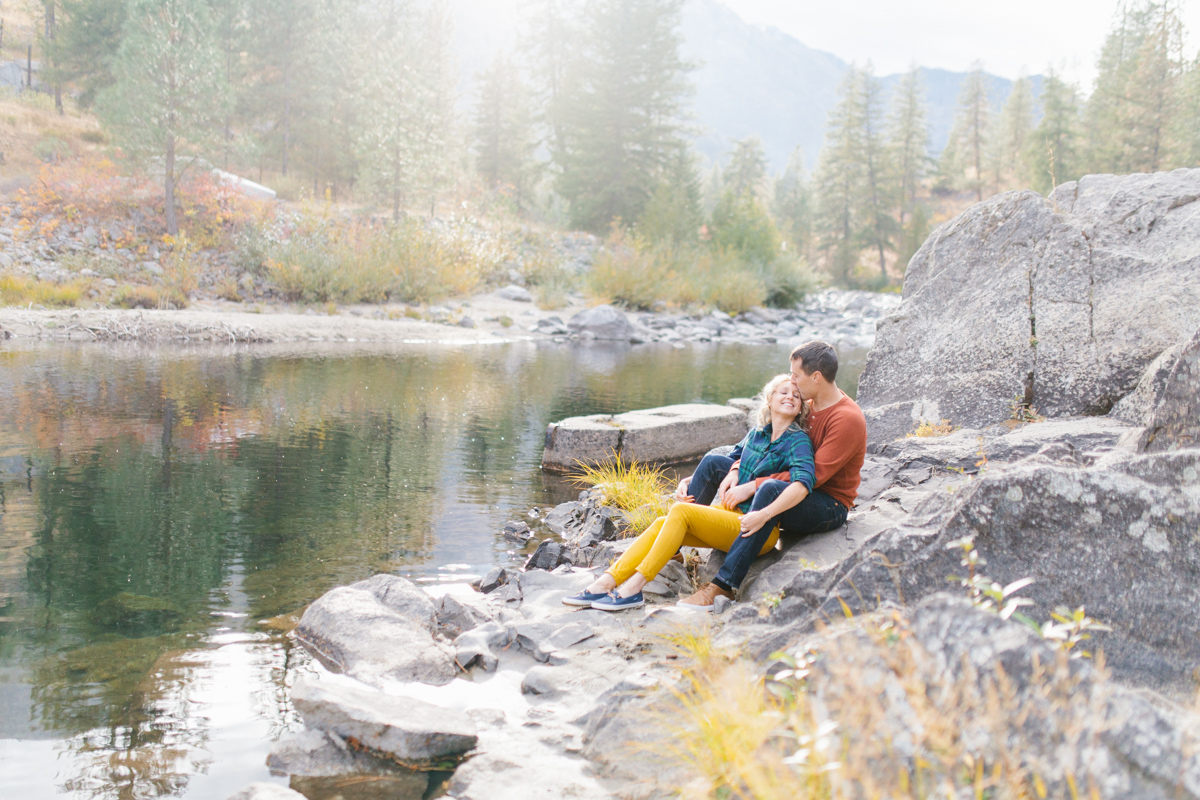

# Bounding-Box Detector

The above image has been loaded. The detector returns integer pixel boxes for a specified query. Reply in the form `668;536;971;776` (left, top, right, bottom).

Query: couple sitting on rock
564;341;868;612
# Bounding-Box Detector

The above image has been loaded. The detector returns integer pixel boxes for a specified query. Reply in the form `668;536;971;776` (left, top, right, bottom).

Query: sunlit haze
728;0;1200;88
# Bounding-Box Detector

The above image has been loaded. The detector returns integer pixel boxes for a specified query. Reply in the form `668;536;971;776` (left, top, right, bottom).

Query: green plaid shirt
729;423;816;513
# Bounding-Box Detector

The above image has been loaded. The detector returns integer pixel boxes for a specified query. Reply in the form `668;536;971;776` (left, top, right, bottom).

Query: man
677;340;867;610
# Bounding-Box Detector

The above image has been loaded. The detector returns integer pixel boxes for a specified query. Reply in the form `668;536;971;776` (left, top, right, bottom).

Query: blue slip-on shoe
590;591;645;611
562;589;611;607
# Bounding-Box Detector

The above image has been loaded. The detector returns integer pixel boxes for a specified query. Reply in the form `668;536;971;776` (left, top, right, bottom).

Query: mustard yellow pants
605;502;779;585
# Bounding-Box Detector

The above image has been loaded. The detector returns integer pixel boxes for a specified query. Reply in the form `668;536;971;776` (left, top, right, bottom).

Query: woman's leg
586;516;666;594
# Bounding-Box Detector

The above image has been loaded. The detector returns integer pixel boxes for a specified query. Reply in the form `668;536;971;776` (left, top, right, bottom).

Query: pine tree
886;66;929;270
773;147;812;259
521;0;580;160
1125;1;1184;171
813;68;864;286
43;0;126;108
989;76;1035;192
1085;4;1154;173
473;52;541;210
553;0;693;232
98;0;229;236
855;64;893;282
887;66;928;228
638;147;702;245
953;64;991;201
724;136;768;200
355;0;456;222
1026;68;1082;194
1174;53;1200;167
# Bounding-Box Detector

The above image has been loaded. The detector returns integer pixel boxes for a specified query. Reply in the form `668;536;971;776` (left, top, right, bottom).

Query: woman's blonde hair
756;373;809;431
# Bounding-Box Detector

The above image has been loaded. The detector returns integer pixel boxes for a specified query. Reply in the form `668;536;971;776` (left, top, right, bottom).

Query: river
0;339;866;800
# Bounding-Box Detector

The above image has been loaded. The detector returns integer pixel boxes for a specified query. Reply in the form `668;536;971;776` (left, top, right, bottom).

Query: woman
563;374;815;611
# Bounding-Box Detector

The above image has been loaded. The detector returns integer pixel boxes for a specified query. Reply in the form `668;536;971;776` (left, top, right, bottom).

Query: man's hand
674;477;694;503
721;481;756;511
739;508;771;536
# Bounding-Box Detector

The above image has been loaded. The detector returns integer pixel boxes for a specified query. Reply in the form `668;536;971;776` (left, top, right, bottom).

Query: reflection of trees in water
0;342;848;798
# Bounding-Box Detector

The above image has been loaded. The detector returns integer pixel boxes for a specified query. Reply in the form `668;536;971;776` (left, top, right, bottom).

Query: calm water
0;339;866;800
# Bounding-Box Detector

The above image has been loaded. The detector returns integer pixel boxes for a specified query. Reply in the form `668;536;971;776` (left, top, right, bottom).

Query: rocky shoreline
0;288;897;350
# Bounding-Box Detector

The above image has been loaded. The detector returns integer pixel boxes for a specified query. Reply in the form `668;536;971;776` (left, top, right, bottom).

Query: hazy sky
729;0;1200;89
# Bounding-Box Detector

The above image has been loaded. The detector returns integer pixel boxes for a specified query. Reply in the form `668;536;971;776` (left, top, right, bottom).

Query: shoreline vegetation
2;1;1197;325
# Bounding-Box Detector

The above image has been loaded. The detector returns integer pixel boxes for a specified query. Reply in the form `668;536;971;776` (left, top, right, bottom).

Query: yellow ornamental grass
571;454;672;533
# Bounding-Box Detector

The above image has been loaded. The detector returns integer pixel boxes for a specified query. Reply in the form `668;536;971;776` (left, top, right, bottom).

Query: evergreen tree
1026;68;1082;194
43;0;126;108
520;0;580;159
98;0;229;236
710;187;780;266
855;64;893;282
473;52;541;210
553;0;693;232
1174;53;1200;167
813;68;864;286
355;0;456;221
990;75;1034;192
724;136;768;200
953;63;991;201
886;66;929;270
887;66;929;228
1125;2;1184;171
1085;3;1154;173
773;147;812;259
638;147;702;245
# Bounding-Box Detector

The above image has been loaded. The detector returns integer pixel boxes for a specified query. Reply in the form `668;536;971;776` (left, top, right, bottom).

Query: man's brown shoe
677;583;731;612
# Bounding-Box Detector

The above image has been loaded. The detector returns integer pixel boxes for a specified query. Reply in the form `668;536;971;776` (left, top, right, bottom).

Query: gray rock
858;171;1200;443
479;566;508;593
290;678;477;767
142;261;163;276
753;449;1200;692
102;278;117;288
1139;327;1200;452
266;730;410;780
712;595;732;614
454;621;514;672
526;539;569;571
457;316;476;328
1111;342;1187;425
567;304;634;341
226;783;307;800
294;575;456;687
436;593;491;637
541;403;749;473
497;284;533;302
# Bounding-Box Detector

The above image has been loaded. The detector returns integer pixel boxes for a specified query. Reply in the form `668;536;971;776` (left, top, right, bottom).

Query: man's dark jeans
686;453;848;592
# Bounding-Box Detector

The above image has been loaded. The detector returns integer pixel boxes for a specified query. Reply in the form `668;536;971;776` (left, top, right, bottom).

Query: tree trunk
165;133;178;235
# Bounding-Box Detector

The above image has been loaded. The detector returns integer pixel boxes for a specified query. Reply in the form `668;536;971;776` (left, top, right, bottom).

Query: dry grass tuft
0;274;86;307
908;418;957;438
653;612;1114;800
571;454;672;532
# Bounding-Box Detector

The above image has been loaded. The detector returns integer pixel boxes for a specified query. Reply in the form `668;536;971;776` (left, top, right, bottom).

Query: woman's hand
721;481;756;511
716;469;738;505
674;477;694;503
739;508;771;536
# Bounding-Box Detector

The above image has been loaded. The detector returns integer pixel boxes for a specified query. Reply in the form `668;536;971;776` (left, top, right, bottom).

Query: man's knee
696;453;733;476
752;479;788;506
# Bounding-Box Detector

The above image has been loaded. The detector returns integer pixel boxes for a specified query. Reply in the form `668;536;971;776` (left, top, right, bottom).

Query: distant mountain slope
451;0;1039;174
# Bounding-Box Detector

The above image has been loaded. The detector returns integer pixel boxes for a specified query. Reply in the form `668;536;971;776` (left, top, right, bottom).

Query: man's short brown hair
791;341;838;383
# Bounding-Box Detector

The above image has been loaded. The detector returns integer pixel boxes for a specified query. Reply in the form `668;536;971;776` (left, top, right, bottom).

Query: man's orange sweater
806;394;867;509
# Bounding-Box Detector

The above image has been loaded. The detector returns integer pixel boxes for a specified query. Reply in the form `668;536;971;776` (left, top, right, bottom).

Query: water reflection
0;340;866;799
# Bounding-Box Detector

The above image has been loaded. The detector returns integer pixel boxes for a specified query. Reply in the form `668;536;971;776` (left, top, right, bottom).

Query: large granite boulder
1138;326;1200;452
858;170;1200;443
541;403;749;472
750;448;1200;692
294;574;456;687
567;304;634;340
290;678;477;769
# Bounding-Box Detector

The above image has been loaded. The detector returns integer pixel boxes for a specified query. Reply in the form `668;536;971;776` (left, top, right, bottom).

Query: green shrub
0;274;85;307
